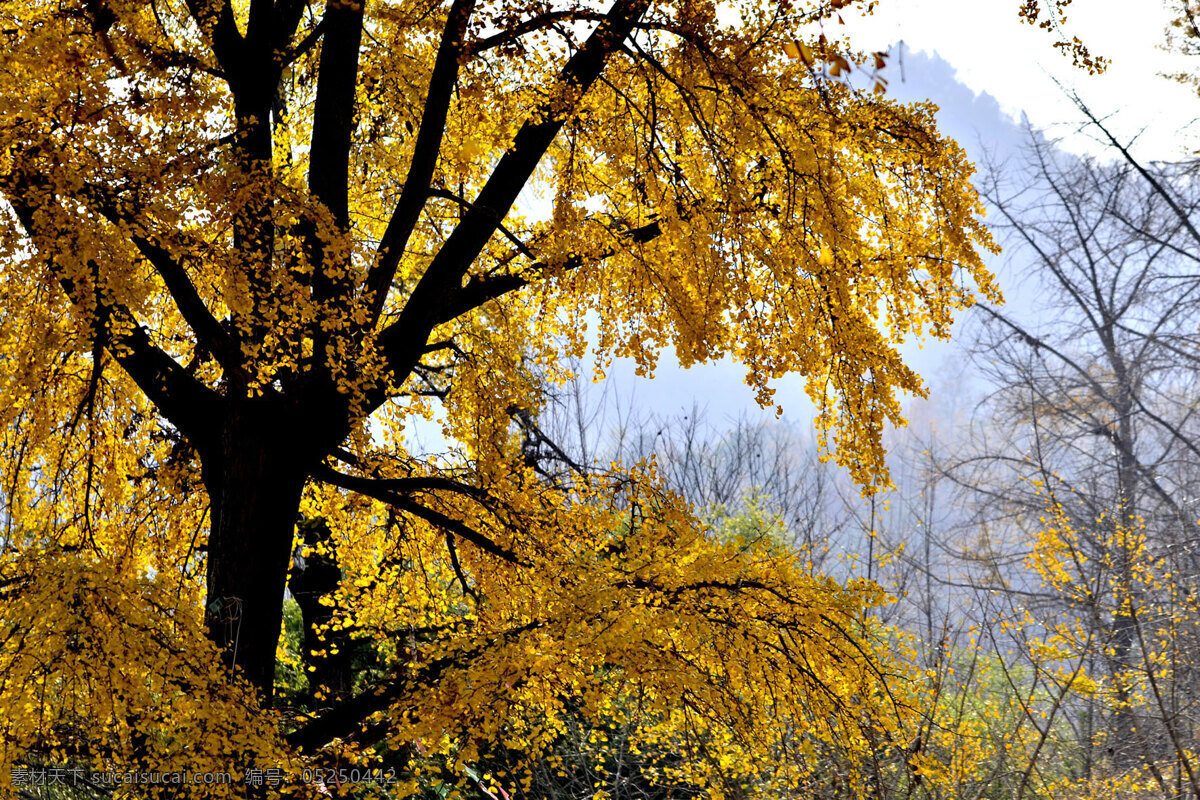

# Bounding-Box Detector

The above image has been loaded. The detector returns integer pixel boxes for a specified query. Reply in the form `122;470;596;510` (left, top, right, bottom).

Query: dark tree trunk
202;402;311;700
1110;380;1141;770
289;517;355;704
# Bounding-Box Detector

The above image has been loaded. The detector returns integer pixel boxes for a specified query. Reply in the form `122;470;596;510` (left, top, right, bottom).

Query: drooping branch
508;404;588;478
382;496;526;565
315;464;527;565
443;532;480;604
285;620;542;752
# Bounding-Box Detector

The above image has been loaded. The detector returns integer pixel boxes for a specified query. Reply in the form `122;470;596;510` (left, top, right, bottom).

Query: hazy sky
842;0;1198;161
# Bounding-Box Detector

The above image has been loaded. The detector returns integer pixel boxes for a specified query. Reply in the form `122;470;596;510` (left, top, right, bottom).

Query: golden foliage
0;0;1000;795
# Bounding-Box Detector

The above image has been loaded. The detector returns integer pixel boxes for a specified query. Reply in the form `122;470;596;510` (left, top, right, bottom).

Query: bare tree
937;120;1200;789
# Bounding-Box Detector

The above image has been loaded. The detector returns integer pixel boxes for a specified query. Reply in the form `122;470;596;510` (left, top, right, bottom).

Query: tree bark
202;401;311;700
289;517;355;704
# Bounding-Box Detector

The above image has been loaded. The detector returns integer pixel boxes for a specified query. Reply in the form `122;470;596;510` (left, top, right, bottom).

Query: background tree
926;122;1200;794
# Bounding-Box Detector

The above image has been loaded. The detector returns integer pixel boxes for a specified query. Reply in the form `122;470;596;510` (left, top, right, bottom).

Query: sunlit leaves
0;0;1003;795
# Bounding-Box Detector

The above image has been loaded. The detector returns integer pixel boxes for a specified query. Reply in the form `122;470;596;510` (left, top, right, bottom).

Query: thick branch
275;0;316;49
366;0;478;326
83;192;243;377
318;466;489;500
3;174;224;451
245;0;275;48
376;0;650;378
183;0;243;77
308;0;366;230
126;235;242;375
465;9;606;56
282;17;326;66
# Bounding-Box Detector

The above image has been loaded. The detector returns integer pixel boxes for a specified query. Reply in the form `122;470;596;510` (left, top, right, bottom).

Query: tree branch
318;466;489;501
182;0;244;78
375;0;650;384
281;17;326;66
1069;91;1200;253
429;219;662;325
315;464;527;565
82;190;244;379
463;9;606;56
308;0;366;232
2;177;224;451
285;620;542;752
365;0;478;326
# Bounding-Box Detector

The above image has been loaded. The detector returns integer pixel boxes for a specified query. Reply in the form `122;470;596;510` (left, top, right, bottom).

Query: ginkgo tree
0;0;999;796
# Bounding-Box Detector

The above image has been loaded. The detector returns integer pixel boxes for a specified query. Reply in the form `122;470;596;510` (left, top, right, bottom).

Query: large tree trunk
202;402;311;700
